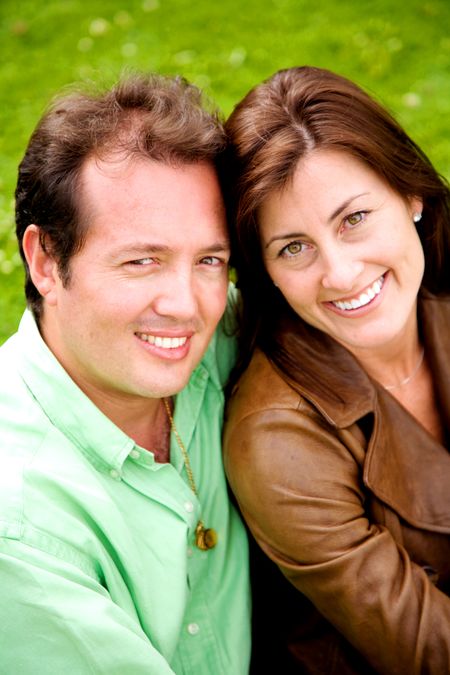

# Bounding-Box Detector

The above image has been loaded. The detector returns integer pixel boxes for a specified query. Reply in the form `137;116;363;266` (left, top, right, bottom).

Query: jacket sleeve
0;538;176;674
224;405;450;675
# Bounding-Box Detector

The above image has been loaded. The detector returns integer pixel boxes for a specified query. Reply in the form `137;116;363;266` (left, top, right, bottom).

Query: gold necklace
383;348;425;391
163;398;217;551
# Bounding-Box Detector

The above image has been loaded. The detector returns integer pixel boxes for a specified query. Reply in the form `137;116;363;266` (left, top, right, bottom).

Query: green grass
1;0;450;342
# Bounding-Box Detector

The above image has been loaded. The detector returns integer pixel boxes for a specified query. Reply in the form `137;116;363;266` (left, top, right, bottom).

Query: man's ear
22;225;59;305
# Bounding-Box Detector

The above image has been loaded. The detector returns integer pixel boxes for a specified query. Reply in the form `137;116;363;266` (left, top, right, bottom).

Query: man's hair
15;72;226;320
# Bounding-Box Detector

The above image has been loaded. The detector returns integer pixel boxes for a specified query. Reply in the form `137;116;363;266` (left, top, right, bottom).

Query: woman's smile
260;149;424;356
325;272;386;314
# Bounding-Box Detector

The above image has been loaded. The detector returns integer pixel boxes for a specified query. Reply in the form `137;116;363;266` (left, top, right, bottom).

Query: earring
413;212;422;223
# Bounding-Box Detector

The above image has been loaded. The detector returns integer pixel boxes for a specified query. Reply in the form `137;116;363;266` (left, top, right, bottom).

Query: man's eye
200;256;225;266
128;258;155;266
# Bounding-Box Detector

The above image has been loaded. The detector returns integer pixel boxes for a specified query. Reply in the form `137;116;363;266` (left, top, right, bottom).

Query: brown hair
222;65;450;389
16;72;226;320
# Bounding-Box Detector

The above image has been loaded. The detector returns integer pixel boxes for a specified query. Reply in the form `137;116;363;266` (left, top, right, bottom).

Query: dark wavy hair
16;72;226;321
222;65;450;392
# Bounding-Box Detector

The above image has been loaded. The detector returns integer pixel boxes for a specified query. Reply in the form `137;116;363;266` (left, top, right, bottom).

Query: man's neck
39;316;172;460
99;394;172;461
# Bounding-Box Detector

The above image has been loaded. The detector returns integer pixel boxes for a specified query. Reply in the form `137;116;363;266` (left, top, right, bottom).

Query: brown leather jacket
224;294;450;674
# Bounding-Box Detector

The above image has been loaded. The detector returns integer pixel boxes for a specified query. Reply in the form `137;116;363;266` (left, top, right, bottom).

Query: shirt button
109;469;121;480
129;449;140;460
187;622;199;635
184;501;194;513
187;547;194;558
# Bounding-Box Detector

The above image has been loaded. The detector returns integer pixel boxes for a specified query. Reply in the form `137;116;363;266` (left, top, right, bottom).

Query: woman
222;66;450;674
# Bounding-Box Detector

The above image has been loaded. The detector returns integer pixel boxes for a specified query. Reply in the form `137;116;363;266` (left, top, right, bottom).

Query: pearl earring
413;212;422;223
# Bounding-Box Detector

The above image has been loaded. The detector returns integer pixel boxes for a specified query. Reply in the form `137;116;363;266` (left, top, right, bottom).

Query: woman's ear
22;225;59;305
409;196;423;222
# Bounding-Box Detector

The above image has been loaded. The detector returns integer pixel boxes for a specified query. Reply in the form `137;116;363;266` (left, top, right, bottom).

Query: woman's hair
222;65;450;385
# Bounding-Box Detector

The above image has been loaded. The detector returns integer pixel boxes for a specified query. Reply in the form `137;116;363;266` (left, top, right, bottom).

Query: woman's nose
321;251;364;291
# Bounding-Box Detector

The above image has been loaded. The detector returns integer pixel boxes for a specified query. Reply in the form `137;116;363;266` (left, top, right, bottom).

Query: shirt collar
16;310;136;473
16;310;216;474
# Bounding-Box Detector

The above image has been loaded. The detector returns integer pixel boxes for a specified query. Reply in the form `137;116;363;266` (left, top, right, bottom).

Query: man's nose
152;269;198;320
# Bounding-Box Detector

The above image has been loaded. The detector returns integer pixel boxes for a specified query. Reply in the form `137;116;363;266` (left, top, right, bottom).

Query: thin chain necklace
163;398;217;551
383;348;425;391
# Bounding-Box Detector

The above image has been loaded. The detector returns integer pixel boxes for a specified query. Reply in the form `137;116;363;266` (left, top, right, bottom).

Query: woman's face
259;149;424;355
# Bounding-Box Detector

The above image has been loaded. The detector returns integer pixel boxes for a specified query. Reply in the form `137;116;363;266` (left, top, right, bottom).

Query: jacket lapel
280;293;450;533
364;294;450;533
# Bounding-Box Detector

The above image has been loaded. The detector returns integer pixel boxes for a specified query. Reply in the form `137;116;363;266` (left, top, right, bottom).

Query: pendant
195;522;217;550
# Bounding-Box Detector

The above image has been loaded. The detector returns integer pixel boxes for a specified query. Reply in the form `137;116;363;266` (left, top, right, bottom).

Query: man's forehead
75;155;227;249
80;153;219;184
78;154;225;221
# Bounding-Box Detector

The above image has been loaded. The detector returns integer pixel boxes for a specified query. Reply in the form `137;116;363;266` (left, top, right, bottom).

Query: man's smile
135;333;189;349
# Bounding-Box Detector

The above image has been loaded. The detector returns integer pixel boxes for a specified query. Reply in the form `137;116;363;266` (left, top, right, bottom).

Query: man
0;74;250;673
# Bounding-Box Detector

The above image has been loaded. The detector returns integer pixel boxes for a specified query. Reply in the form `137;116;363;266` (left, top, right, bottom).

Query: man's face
41;157;230;410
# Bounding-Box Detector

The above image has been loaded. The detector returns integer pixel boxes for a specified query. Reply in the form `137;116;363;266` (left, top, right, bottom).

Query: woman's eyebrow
328;192;369;222
264;231;306;249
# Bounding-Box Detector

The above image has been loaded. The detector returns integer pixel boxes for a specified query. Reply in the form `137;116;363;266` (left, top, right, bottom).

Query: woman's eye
280;241;305;258
346;211;365;227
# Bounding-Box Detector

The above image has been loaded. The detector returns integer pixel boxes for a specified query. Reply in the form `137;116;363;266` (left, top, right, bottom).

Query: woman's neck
342;310;422;391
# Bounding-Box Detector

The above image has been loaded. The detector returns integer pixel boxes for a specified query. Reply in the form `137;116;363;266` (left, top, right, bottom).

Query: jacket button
422;565;439;584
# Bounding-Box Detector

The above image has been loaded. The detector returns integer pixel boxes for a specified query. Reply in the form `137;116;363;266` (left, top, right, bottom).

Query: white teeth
137;334;188;348
332;275;384;311
360;293;370;305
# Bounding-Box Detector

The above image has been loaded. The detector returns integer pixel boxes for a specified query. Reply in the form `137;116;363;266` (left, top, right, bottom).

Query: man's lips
135;333;189;349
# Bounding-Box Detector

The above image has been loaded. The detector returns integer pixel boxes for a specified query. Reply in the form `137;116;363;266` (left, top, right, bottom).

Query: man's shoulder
0;330;34;416
198;285;238;388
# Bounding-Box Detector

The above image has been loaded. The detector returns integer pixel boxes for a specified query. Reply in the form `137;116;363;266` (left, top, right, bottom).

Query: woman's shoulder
228;349;302;421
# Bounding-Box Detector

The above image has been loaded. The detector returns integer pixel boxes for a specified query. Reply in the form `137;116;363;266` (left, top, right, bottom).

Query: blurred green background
1;0;449;343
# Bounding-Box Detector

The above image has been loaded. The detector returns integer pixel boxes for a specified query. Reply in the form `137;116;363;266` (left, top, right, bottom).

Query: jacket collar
275;293;450;430
364;294;450;532
277;293;450;532
273;317;376;429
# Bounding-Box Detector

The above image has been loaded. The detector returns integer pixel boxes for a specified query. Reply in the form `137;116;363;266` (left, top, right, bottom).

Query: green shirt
0;310;250;674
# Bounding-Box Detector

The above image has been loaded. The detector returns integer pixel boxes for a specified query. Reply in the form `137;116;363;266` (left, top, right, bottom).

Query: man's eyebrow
110;243;172;256
199;242;230;253
111;240;230;256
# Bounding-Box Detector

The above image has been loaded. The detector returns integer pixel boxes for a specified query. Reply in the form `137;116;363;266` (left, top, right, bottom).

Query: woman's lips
330;273;386;312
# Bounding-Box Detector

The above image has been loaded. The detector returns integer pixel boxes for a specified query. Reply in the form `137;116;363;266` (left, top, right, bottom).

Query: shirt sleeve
0;538;176;674
224;405;450;675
